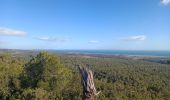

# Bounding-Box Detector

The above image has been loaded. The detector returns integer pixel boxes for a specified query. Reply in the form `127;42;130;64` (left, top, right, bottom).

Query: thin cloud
124;35;146;41
88;40;99;43
161;0;170;5
36;36;69;42
0;41;3;44
0;41;8;47
0;27;27;36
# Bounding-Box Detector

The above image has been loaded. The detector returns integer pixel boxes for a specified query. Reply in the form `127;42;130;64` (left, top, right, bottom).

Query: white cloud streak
124;35;146;41
88;40;99;43
0;27;27;36
36;36;69;42
161;0;170;5
0;41;8;47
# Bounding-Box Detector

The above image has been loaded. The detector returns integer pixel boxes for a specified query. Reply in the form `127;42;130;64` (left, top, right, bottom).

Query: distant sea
51;50;170;57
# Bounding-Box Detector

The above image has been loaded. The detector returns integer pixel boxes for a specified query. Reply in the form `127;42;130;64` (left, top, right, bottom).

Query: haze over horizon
0;0;170;50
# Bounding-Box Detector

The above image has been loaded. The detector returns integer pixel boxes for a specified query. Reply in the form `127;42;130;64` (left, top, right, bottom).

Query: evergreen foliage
0;52;170;100
0;52;73;100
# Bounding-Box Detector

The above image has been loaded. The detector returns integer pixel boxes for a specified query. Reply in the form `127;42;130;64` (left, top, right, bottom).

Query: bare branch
78;66;100;100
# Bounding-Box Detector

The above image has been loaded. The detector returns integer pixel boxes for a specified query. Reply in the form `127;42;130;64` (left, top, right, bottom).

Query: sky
0;0;170;50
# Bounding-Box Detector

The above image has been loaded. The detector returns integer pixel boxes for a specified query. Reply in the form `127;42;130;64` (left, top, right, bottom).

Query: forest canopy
0;51;170;100
0;52;74;100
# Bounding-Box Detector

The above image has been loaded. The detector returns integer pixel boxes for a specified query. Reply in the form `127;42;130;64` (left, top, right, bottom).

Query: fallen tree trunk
78;66;100;100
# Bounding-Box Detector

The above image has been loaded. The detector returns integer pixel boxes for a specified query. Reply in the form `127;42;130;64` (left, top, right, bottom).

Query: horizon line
0;48;170;51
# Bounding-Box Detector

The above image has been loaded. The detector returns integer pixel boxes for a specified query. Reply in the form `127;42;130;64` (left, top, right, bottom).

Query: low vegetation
0;52;170;100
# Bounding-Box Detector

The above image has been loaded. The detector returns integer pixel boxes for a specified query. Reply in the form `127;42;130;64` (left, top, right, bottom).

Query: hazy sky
0;0;170;50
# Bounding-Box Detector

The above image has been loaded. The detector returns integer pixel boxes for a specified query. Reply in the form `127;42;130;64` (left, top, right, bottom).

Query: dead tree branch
78;66;100;100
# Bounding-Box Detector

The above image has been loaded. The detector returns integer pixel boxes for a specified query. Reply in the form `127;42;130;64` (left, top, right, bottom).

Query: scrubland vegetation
0;51;170;100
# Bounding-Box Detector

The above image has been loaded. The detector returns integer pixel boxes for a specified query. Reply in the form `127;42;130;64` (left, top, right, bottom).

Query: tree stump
78;66;100;100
